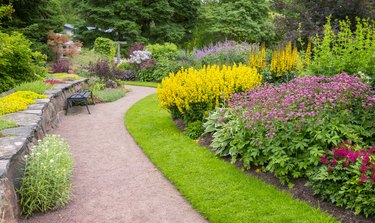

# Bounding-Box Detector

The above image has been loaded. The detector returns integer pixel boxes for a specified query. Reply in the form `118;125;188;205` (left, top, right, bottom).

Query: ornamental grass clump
0;91;47;115
205;74;374;183
309;142;375;217
18;135;73;217
158;63;262;123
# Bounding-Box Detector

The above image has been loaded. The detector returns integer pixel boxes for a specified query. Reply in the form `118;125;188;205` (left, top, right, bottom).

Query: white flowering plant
129;50;151;64
18;135;73;217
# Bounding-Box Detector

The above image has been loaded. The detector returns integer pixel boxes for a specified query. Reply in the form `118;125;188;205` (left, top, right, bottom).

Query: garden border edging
0;79;87;222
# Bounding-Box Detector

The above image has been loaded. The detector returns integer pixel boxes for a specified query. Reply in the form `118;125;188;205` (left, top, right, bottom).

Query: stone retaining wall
0;79;87;222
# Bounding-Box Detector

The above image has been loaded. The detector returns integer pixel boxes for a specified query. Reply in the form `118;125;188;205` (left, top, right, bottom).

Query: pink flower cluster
320;141;375;183
228;73;374;134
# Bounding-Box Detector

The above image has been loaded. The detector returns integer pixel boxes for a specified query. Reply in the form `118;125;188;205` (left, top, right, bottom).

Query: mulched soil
173;119;375;223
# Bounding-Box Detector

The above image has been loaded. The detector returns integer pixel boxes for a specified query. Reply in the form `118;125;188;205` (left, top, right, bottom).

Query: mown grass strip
121;81;158;88
125;94;337;223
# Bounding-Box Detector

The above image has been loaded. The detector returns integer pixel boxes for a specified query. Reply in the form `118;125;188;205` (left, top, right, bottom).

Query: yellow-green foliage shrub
157;64;262;122
0;91;47;115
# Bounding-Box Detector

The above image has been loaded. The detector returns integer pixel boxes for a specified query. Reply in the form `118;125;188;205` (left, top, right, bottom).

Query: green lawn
120;81;158;88
125;94;337;223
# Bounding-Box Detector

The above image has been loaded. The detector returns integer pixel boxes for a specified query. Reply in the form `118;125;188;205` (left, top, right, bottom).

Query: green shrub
18;135;73;217
308;142;375;217
0;32;47;93
309;17;375;85
184;121;205;139
145;42;178;60
15;81;53;94
0;118;17;131
93;37;116;60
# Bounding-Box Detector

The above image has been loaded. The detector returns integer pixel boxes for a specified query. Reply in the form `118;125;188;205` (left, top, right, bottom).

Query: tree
190;0;275;47
272;0;375;43
0;4;14;27
1;0;65;52
75;0;199;46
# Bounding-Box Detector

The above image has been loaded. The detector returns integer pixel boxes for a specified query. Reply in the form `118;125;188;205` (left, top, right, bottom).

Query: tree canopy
191;0;275;47
1;0;65;52
75;0;200;46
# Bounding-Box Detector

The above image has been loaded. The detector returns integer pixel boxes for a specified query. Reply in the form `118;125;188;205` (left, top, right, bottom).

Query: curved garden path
21;86;206;223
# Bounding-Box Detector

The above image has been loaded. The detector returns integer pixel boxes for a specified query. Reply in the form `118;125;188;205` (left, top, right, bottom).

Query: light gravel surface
21;86;206;223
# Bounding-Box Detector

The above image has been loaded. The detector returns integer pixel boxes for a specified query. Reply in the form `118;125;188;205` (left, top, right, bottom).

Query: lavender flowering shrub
193;40;258;66
204;73;375;183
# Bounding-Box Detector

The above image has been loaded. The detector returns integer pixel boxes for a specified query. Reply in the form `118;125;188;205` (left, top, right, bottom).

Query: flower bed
205;74;374;183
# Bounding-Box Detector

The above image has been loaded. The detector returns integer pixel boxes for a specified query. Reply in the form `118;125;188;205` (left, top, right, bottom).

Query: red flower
343;162;349;167
328;166;333;172
320;156;329;165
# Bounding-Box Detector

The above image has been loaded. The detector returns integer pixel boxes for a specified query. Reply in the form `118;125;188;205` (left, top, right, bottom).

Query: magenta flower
343;162;349;167
360;164;369;172
359;172;368;183
331;159;337;166
320;156;329;165
347;151;360;163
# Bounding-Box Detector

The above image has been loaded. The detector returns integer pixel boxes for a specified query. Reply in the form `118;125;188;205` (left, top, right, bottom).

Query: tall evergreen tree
75;0;199;45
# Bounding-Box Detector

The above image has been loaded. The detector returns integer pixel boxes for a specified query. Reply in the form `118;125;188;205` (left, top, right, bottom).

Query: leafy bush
193;40;256;66
0;118;17;131
309;142;375;217
51;59;70;73
89;59;134;81
93;37;116;59
309;17;375;85
15;80;53;94
205;74;374;183
0;32;47;93
145;42;178;60
0;91;47;115
184;121;205;139
18;135;73;217
157;64;262;123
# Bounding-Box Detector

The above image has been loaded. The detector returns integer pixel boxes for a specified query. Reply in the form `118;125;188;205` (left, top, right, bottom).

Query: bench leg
85;99;91;114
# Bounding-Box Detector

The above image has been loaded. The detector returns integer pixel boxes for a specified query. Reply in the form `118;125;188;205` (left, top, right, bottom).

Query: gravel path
21;86;206;223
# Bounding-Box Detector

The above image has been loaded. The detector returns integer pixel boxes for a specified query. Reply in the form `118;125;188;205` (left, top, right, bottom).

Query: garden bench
65;89;95;115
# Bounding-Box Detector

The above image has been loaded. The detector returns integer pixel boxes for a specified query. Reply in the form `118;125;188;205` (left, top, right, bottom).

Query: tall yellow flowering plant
270;42;303;77
157;64;262;122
